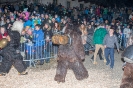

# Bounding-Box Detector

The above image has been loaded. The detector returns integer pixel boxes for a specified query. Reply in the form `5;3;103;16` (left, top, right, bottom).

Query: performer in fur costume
0;21;27;76
120;45;133;88
54;23;88;83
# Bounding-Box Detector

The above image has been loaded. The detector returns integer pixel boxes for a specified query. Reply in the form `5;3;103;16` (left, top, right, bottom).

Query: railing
20;40;58;67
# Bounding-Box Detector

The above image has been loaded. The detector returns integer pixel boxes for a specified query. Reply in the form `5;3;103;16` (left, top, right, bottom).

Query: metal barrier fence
20;40;58;67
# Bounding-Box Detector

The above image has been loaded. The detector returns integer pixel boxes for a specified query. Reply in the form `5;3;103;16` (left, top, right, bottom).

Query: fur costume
120;45;133;88
127;34;133;47
11;21;23;34
54;24;88;83
0;21;27;75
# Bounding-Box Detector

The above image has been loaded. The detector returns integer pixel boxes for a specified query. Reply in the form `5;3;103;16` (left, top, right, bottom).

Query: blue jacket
55;17;61;23
33;29;44;47
24;20;32;28
25;43;34;55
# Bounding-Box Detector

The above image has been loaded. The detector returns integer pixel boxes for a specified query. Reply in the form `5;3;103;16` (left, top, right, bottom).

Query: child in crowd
33;24;44;65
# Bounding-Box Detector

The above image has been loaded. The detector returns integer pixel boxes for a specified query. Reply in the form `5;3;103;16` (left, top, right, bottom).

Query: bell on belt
0;38;8;49
52;35;69;45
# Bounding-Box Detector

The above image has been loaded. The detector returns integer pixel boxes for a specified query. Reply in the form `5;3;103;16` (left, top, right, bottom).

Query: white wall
27;0;91;8
58;0;67;7
41;0;53;4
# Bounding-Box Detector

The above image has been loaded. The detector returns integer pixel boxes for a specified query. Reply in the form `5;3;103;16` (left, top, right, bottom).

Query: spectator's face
41;14;44;18
1;17;4;21
105;20;108;23
84;20;87;24
55;15;57;18
61;19;64;22
27;30;32;35
10;17;14;21
88;25;91;29
32;16;35;19
52;18;55;22
91;22;94;25
0;27;5;34
4;9;7;13
109;29;114;35
63;20;66;24
45;15;48;19
44;24;48;29
35;26;40;30
81;24;85;29
6;19;10;23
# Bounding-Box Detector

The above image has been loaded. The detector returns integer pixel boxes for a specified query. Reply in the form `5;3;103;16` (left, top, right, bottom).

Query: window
80;4;84;9
53;0;57;5
67;1;70;8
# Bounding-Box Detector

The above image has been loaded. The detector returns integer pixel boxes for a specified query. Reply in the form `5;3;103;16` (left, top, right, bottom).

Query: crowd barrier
20;39;58;67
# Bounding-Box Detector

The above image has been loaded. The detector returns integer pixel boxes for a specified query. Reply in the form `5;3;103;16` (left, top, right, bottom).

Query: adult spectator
43;23;52;63
93;24;107;64
123;25;131;48
103;26;119;69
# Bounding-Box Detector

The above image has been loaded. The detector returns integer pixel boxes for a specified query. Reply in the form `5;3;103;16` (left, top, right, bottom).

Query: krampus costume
0;21;27;76
54;24;88;83
120;45;133;88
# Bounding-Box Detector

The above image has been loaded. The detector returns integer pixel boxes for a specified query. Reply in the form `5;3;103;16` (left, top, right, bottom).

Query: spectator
52;21;61;34
123;25;131;48
79;23;88;55
0;26;8;40
0;17;6;26
24;28;34;67
93;24;107;64
103;26;119;69
33;24;44;65
43;23;52;63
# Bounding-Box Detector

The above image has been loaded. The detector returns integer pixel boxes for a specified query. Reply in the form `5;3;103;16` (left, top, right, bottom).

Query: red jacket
0;32;8;40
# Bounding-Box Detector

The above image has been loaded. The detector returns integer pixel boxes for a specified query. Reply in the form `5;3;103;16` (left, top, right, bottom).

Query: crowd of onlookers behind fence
0;1;133;67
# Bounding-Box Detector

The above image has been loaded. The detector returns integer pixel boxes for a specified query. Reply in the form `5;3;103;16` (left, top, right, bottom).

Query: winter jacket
93;28;107;44
33;29;44;47
55;17;61;23
24;20;32;28
25;42;34;55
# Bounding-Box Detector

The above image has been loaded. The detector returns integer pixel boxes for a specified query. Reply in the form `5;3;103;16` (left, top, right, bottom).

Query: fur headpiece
11;21;23;34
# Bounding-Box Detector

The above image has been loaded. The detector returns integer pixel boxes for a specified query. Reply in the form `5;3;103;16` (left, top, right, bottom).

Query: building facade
27;0;91;8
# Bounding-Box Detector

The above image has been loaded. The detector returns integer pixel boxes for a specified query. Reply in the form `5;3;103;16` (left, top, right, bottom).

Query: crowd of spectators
0;1;133;67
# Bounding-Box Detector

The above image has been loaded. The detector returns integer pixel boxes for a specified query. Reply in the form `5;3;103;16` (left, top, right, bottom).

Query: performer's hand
104;45;106;48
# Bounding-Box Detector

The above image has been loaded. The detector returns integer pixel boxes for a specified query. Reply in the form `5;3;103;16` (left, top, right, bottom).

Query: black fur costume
0;31;27;75
54;24;88;83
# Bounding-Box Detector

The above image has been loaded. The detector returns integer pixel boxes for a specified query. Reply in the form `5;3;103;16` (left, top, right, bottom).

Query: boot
93;57;97;64
0;72;6;76
18;71;28;75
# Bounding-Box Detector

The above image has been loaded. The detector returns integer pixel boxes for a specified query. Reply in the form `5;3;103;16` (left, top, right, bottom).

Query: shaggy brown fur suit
54;24;88;83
